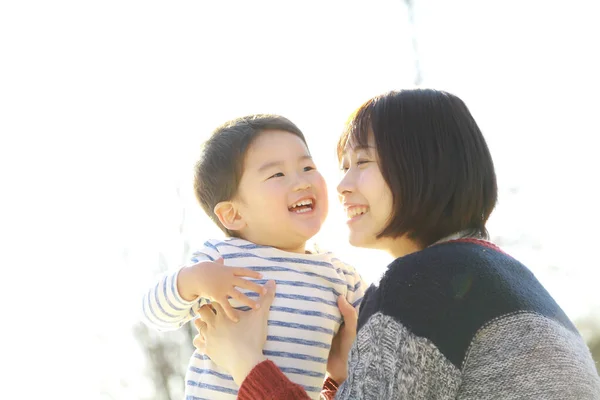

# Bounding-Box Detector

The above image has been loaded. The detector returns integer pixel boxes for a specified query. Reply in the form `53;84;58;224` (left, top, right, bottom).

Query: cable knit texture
458;312;600;399
335;240;600;399
337;313;461;399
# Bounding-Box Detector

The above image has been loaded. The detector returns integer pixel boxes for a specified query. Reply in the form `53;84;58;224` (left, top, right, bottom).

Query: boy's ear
214;201;246;232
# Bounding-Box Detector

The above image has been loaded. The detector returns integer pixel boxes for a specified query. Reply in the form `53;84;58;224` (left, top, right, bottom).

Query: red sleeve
237;360;339;400
321;376;339;400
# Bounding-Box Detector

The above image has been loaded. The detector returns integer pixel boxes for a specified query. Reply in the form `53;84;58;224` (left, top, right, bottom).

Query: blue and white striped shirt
142;237;366;400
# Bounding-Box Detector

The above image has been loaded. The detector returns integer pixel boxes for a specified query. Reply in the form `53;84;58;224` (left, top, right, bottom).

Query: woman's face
337;138;394;250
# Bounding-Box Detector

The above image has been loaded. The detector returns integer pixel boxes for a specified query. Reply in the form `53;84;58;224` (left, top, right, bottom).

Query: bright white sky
1;1;598;398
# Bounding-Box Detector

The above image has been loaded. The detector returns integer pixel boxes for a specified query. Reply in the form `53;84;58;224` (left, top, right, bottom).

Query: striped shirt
142;238;366;400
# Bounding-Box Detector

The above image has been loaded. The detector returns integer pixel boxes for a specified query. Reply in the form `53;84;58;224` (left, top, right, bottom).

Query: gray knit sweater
336;239;600;399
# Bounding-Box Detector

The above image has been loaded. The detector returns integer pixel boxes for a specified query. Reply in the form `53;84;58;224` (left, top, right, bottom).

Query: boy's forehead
244;132;311;170
250;130;308;151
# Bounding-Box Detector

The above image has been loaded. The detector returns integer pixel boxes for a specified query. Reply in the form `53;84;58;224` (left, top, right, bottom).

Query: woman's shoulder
380;239;544;304
377;239;517;303
358;239;575;368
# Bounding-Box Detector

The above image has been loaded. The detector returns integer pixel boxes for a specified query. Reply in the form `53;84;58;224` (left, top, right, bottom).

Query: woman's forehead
342;143;376;157
337;120;374;159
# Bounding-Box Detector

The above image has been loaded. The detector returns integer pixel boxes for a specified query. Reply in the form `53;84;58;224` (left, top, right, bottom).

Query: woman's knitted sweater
239;239;600;399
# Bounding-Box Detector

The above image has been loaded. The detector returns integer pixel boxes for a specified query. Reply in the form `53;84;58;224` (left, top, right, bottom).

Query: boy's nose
293;176;311;191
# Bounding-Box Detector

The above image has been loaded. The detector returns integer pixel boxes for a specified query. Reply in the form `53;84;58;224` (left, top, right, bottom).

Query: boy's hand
177;258;266;322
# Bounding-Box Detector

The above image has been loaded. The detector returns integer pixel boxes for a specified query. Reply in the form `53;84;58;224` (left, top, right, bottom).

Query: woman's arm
193;281;358;399
193;282;275;385
236;360;312;400
236;360;340;400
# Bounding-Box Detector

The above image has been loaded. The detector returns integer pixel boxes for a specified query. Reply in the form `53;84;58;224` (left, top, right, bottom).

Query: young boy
141;115;365;400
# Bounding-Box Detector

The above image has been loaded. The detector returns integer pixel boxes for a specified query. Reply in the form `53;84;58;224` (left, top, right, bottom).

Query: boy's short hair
337;89;498;247
194;114;307;235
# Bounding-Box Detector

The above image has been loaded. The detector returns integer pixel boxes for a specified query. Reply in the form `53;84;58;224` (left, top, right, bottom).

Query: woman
194;89;600;399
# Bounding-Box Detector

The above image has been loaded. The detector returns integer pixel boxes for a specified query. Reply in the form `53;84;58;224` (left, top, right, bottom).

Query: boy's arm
141;246;220;332
142;240;266;329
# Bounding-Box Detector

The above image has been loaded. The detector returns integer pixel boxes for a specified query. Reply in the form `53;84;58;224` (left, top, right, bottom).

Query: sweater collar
431;230;487;246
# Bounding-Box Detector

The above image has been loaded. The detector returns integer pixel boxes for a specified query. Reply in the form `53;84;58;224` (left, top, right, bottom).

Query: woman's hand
326;295;358;384
193;280;276;385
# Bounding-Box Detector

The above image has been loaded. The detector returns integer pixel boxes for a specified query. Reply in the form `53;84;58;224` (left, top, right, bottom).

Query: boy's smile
288;196;316;214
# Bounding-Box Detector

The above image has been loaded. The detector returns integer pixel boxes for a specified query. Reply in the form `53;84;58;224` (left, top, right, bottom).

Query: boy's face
234;130;328;253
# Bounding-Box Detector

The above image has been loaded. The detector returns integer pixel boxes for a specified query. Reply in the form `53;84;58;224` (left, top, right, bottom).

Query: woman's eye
269;172;285;179
356;160;370;166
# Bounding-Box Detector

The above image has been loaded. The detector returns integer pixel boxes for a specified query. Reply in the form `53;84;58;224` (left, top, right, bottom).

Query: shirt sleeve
339;260;367;311
140;241;222;331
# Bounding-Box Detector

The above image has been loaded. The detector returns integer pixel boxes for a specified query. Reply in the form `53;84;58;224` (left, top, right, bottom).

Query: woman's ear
214;201;246;232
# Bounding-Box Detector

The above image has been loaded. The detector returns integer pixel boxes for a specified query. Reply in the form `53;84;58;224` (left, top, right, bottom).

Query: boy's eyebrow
257;155;313;173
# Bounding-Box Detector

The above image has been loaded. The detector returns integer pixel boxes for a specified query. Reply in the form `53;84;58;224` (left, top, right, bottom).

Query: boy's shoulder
189;238;270;264
309;243;356;269
200;237;264;249
195;239;360;273
317;250;359;278
194;237;275;256
327;253;354;269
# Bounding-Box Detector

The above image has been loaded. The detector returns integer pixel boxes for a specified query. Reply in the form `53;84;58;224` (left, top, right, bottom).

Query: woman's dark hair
337;89;497;247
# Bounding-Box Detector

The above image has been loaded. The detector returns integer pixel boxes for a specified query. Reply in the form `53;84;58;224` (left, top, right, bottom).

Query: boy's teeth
347;206;368;218
293;208;312;214
290;199;314;209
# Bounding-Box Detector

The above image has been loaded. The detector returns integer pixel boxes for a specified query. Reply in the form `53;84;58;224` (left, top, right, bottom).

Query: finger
214;257;224;265
234;277;267;295
337;295;358;331
229;289;260;309
193;318;204;333
216;299;239;322
193;319;208;336
232;267;263;279
198;304;216;324
254;280;276;316
193;332;206;351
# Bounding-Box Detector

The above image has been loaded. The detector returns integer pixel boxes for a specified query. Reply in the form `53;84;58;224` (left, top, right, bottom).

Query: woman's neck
385;236;423;259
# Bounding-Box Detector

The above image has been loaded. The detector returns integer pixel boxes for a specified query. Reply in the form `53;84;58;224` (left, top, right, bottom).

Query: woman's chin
348;233;374;249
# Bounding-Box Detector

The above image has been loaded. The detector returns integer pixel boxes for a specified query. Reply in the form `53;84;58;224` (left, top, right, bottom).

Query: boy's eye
268;172;285;179
303;166;315;172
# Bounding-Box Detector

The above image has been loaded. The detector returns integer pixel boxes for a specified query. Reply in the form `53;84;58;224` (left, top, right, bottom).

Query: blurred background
1;0;598;399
